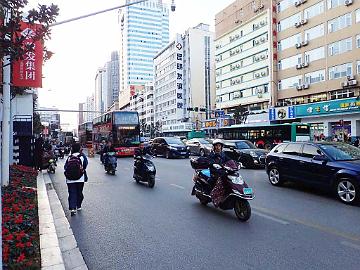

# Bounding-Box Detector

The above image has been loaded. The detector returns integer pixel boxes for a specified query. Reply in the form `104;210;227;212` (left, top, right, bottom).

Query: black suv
266;142;360;205
223;140;268;168
151;137;189;159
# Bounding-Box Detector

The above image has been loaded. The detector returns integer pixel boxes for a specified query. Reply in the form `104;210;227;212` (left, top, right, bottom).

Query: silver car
186;138;213;157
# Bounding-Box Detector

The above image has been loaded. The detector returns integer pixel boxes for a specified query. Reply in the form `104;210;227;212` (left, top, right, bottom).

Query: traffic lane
150;157;360;241
52;157;360;270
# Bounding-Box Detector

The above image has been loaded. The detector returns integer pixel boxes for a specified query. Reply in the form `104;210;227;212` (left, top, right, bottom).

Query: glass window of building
278;54;302;70
278;75;302;90
278;12;302;32
277;0;295;12
328;13;352;33
305;47;325;62
278;33;302;51
330;89;355;100
357;60;360;74
305;69;325;84
305;24;325;41
304;1;324;20
328;62;353;80
356;9;360;23
328;37;352;56
327;0;346;9
357;35;360;48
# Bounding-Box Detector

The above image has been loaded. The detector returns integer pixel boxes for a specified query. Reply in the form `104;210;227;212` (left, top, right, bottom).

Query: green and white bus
218;123;311;150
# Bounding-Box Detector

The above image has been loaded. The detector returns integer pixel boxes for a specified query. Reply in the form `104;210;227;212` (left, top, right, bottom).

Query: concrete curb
42;172;88;270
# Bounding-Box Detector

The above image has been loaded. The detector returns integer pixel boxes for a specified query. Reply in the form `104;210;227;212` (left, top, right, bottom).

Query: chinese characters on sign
12;22;43;88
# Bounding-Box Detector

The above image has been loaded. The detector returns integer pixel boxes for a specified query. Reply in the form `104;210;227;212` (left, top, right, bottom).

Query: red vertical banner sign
12;22;43;88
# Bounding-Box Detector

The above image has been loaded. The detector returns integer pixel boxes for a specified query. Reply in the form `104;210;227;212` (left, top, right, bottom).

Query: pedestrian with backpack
64;143;88;216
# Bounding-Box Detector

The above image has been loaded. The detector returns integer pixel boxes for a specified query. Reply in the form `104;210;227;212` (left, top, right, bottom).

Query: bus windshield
115;126;140;147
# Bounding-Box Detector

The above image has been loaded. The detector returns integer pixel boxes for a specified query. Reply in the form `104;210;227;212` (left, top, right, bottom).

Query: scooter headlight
147;164;155;171
228;175;244;185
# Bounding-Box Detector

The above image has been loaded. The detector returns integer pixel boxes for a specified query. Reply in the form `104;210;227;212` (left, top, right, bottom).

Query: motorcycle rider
102;141;116;167
208;139;230;186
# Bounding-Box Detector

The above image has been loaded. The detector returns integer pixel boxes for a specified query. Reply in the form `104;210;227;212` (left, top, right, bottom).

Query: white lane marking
170;184;185;190
341;241;360;250
253;210;290;225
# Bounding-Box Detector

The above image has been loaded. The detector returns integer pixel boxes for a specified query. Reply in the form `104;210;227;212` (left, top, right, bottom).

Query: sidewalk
38;171;88;270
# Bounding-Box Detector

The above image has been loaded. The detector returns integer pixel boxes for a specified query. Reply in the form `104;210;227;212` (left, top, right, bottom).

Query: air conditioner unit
233;93;240;98
261;72;266;76
259;4;264;9
255;73;260;78
345;0;353;6
302;40;309;46
303;83;309;89
236;79;241;84
302;19;308;25
236;64;240;68
296;85;303;91
295;1;301;7
260;21;265;26
296;64;303;69
236;49;240;53
341;81;349;87
348;80;358;86
296;43;302;48
255;40;260;45
260;37;266;42
235;34;240;39
295;22;301;28
347;75;355;80
261;54;266;59
302;62;309;68
254;56;260;61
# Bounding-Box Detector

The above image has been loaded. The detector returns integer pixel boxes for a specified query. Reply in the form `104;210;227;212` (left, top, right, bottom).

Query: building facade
84;94;95;123
94;68;107;117
274;0;360;140
106;51;120;110
78;103;85;125
39;107;61;138
119;0;169;109
215;0;273;123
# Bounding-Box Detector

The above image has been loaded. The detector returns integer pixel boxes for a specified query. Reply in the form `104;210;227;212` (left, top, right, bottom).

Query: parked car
185;138;213;156
266;142;360;205
151;137;189;159
223;140;268;168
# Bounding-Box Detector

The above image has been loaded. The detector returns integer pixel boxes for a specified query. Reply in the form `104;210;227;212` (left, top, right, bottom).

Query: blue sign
296;97;360;117
288;106;295;118
269;106;295;121
215;110;225;118
269;108;276;121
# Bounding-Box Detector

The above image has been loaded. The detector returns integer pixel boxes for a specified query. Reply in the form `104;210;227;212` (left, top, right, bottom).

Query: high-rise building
119;0;170;109
94;68;107;116
154;24;216;136
84;94;95;123
274;0;360;140
214;0;273;127
78;103;85;125
106;51;120;109
39;107;61;138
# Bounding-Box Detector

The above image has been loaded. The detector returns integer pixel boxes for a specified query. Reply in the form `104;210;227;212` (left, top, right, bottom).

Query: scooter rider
208;139;230;186
102;141;116;166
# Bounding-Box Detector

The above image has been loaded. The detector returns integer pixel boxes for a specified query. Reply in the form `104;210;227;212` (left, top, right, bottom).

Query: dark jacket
209;151;230;166
103;145;116;153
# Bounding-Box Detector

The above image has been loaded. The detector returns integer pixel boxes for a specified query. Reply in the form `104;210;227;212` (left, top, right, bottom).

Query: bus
218;123;311;150
78;122;93;148
92;111;141;156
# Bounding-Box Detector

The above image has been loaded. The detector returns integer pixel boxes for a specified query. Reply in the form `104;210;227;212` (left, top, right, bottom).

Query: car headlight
169;146;177;150
228;175;244;185
250;151;258;158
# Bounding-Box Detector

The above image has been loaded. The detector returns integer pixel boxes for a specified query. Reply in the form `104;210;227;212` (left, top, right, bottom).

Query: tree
233;105;249;125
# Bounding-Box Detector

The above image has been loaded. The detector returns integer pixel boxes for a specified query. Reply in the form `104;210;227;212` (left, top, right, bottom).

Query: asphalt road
51;156;360;270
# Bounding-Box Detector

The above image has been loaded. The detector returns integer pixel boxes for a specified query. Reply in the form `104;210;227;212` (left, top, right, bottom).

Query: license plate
243;188;253;195
181;152;186;155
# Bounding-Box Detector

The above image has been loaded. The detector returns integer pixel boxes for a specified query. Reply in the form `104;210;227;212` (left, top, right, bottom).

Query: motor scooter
190;157;254;222
133;152;156;188
104;152;117;175
47;159;57;174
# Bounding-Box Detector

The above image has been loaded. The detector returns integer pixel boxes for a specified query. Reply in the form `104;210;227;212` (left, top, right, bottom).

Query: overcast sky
28;0;234;129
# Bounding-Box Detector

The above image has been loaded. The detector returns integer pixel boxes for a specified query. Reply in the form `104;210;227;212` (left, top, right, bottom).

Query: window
302;144;321;158
283;143;302;156
357;35;360;48
304;47;325;63
305;69;325;84
330;89;355;100
278;54;302;70
305;24;325;41
277;0;294;13
358;60;360;74
278;34;301;51
328;13;352;33
304;2;324;20
278;13;301;32
328;38;352;56
327;0;346;9
273;144;288;153
278;75;302;90
357;9;360;23
328;62;353;80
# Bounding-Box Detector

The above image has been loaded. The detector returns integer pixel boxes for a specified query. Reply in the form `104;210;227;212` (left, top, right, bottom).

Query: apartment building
215;0;274;126
275;0;360;140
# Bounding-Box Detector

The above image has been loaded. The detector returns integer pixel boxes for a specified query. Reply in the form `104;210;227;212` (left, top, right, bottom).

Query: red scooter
191;157;254;222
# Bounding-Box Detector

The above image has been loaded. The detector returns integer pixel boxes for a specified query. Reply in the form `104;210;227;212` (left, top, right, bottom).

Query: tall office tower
119;0;170;109
106;51;120;110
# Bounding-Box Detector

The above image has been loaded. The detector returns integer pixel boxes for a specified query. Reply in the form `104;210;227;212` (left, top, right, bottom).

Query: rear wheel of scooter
234;199;251;222
148;177;155;188
111;170;116;175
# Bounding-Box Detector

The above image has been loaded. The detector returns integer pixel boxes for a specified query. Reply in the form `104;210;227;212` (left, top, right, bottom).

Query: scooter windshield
224;160;239;171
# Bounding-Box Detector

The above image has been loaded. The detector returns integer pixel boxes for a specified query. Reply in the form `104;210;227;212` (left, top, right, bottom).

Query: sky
27;0;234;129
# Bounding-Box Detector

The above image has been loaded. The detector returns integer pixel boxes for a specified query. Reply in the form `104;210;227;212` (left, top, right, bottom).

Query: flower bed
2;165;40;269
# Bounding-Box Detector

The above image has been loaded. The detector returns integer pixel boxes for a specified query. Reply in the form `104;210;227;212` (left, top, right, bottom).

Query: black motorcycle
133;153;156;188
104;152;117;175
190;157;254;222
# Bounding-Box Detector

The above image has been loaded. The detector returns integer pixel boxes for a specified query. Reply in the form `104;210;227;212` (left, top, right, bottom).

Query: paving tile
72;264;88;270
59;235;78;252
40;232;59;249
56;226;73;238
42;264;66;270
40;223;57;235
41;247;63;267
62;248;86;270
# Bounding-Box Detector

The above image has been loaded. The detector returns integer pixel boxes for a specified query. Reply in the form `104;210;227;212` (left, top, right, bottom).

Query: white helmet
212;139;224;147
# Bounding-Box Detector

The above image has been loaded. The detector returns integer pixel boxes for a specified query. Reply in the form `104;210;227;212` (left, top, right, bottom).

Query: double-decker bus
219;123;311;150
92;111;140;156
78;122;93;148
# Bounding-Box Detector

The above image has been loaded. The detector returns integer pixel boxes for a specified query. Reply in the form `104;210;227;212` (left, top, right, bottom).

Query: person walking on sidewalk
64;143;88;216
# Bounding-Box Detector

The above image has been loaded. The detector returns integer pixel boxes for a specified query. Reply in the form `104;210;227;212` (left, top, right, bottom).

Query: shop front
295;97;360;142
202;117;234;138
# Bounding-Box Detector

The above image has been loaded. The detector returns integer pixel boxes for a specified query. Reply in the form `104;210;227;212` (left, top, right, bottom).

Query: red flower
15;214;23;224
16;253;26;263
26;241;32;247
5;234;13;241
16;242;26;248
